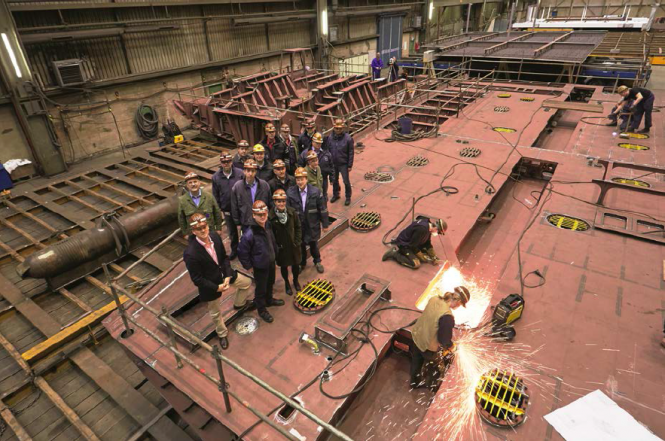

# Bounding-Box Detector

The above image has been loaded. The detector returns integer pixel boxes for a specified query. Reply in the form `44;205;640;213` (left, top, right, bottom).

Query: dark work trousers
333;164;352;200
322;171;333;202
223;212;239;256
410;345;440;388
253;264;275;311
279;265;300;284
301;240;321;265
394;245;418;269
631;93;655;131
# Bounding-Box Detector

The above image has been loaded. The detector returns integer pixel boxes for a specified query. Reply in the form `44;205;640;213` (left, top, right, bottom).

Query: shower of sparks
414;266;553;440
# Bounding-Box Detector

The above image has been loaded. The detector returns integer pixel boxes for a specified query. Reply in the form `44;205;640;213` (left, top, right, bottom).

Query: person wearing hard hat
212;153;244;259
237;200;284;323
300;132;333;201
268;159;295;195
269;189;302;296
183;213;253;350
259;123;278;161
231;159;272;231
371;51;383;80
410;286;470;389
325;118;354;206
274;123;300;174
305;151;323;193
297;119;316;154
178;171;223;238
287;167;330;274
611;85;655;133
388;57;400;82
232;139;251;170
382;216;447;269
252;144;274;182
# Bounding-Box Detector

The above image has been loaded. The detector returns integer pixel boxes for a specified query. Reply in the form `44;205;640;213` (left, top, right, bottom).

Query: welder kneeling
382;216;447;269
410;286;470;390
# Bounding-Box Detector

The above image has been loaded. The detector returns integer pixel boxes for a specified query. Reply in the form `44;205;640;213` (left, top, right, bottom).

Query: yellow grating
622;132;650;139
497;93;511;98
520;97;535;102
493;127;516;133
546;214;590;231
294;279;334;314
350;212;381;232
406;155;429;167
611;177;650;188
475;369;529;427
617;143;650;151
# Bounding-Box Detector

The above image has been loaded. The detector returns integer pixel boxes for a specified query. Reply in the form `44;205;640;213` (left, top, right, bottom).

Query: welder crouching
410;286;470;391
382;216;447;269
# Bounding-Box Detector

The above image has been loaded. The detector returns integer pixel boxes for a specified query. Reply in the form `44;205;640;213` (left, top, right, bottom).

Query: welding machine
492;294;524;326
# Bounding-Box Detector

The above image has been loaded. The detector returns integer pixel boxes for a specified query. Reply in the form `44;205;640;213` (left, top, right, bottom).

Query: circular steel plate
294;279;334;314
350;211;381;232
493;127;516;133
494;106;509;113
235;316;259;335
364;171;394;183
520;97;535;102
497;93;511;98
460;147;481;158
611;177;650;188
476;368;529;428
406;155;429;167
546;214;590;232
617;143;650;151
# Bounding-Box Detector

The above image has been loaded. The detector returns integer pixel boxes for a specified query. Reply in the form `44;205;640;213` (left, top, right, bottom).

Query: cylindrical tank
17;195;180;279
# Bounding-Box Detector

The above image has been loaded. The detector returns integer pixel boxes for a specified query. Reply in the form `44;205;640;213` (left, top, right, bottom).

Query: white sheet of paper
544;390;662;441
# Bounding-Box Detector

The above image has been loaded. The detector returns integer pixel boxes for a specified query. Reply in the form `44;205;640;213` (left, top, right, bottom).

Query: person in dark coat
325;118;354;206
300;132;333;201
259;123;278;161
231;159;272;231
269;189;302;296
212;153;244;259
297;119;316;154
183;213;253;349
275;123;300;174
371;52;383;80
382;216;447;269
268;159;296;195
237;201;284;323
253;144;274;182
232;139;251;170
287;167;330;274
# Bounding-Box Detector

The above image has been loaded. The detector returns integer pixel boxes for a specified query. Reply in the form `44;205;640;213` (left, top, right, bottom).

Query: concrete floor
647;65;665;90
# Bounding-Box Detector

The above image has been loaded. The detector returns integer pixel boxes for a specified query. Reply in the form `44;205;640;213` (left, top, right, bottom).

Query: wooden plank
21;297;127;364
33;377;101;441
542;99;604;113
0;398;32;441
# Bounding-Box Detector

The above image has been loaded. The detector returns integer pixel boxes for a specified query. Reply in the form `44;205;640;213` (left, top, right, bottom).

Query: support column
316;0;329;69
0;1;66;176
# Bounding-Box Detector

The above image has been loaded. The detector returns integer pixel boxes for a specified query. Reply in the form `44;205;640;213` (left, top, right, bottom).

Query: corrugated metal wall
13;2;314;87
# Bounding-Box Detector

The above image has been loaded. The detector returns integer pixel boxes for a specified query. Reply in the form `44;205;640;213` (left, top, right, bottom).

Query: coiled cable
135;103;159;139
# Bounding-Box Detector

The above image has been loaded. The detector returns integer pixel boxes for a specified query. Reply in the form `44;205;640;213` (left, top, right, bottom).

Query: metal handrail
108;237;353;441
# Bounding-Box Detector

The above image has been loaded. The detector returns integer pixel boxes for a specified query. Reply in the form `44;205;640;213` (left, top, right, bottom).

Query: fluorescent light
428;1;434;20
321;8;328;36
2;33;22;79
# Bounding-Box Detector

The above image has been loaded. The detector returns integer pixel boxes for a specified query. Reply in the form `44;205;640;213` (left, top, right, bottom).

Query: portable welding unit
492;294;525;326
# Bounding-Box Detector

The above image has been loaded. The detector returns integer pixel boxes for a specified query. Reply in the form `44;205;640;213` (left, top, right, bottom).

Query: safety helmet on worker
273;189;287;200
252;200;268;213
184;171;199;182
312;132;323;144
294;167;308;178
273;159;286;169
265;123;276;133
189;213;208;229
252;144;265;153
237;139;249;148
454;286;470;307
306;151;318;163
243;159;258;170
432;218;447;235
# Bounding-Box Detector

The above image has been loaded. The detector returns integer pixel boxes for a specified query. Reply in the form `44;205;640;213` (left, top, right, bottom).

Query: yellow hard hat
253;144;265;153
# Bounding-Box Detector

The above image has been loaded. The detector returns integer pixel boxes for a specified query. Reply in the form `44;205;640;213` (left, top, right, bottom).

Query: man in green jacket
178;171;223;237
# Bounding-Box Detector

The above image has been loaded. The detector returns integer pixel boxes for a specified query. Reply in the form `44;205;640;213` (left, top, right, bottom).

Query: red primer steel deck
105;82;665;440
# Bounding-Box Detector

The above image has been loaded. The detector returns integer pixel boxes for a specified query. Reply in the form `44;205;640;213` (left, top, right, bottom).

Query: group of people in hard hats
179;118;354;348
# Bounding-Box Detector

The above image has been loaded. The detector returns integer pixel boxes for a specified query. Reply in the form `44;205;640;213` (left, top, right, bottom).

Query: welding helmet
273;189;287;201
252;200;268;213
294;167;308;178
433;218;447;235
253;144;265;153
454;286;470;307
